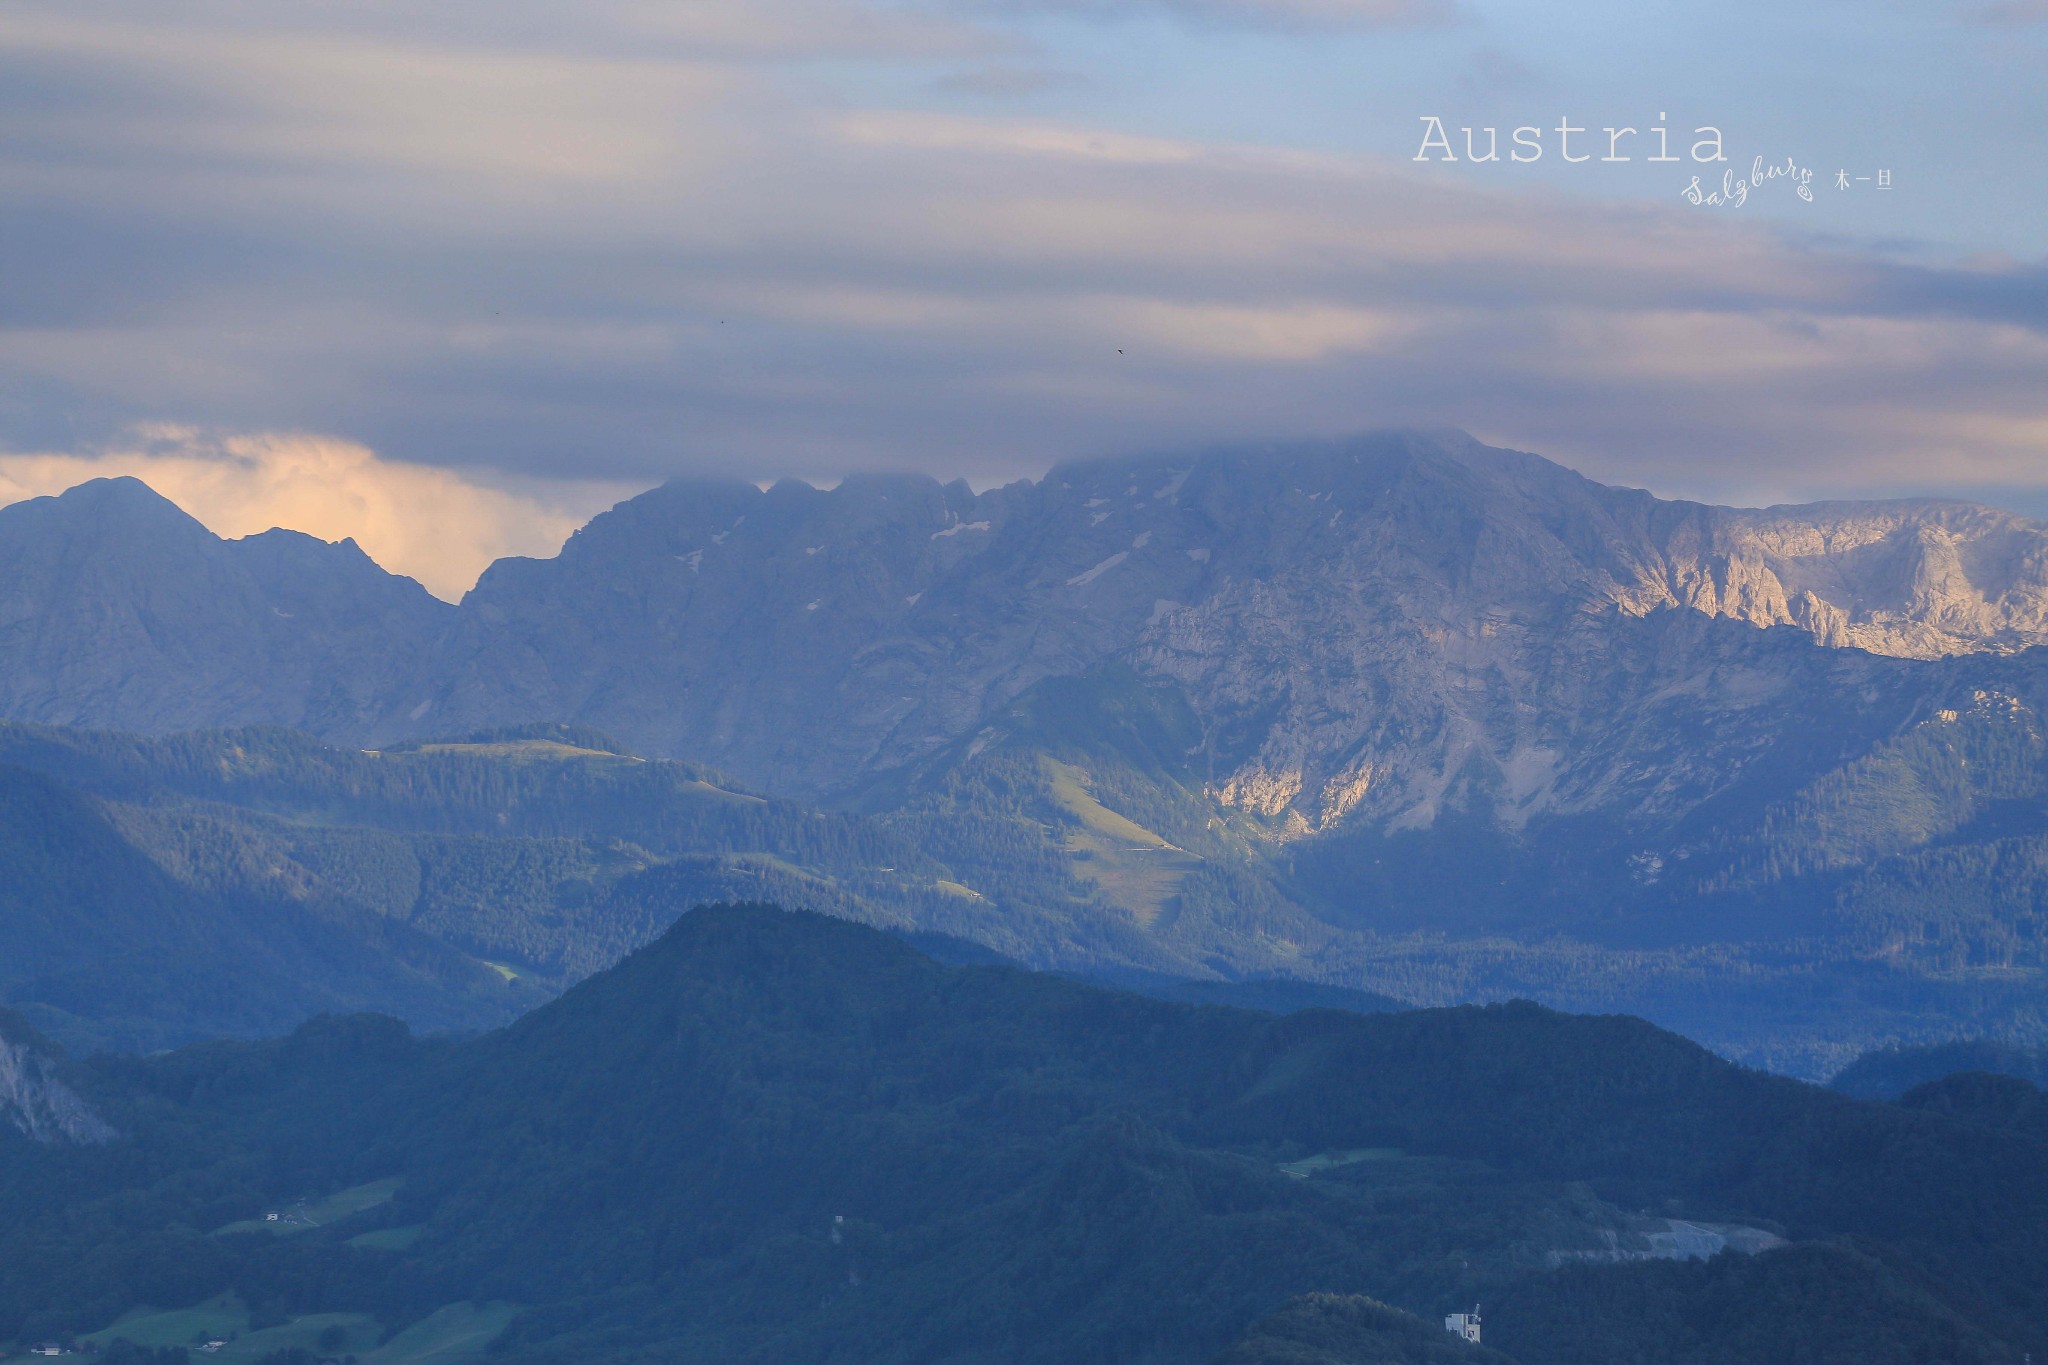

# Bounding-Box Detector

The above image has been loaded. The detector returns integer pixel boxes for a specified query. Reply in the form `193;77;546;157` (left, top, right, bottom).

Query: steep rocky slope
9;438;2048;1071
0;477;448;737
403;432;2048;816
0;1011;112;1144
7;433;2048;830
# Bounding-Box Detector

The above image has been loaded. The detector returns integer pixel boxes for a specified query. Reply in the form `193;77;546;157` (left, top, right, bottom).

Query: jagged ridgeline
6;429;2048;1070
4;908;2044;1364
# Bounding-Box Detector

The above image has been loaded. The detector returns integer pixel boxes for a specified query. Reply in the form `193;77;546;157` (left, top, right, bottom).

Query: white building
1444;1308;1481;1344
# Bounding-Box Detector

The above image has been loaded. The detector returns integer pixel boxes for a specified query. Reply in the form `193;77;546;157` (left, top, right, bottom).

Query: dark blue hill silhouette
7;906;2042;1364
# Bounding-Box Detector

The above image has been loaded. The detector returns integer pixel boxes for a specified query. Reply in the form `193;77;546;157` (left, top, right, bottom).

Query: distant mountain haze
0;475;449;737
10;432;2048;1072
9;432;2048;815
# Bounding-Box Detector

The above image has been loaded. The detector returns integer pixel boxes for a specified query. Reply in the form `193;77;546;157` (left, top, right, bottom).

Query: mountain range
12;431;2048;803
7;430;2048;1071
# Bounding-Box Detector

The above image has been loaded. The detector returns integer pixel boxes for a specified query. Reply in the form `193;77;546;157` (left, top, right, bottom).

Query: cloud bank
0;0;2041;508
0;430;632;600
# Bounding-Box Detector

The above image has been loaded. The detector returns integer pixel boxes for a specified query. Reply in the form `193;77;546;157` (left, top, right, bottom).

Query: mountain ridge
0;757;535;1052
11;436;2048;1070
0;476;448;739
8;904;2045;1363
10;433;2048;814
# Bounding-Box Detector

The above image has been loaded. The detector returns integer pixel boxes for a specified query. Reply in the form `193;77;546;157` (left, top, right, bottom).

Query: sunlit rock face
397;433;2048;818
7;432;2048;833
1122;445;2048;832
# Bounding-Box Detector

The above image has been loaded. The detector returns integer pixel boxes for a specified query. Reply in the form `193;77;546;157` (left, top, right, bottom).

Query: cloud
0;429;635;600
963;0;1455;29
0;0;2042;512
930;65;1090;97
1966;0;2048;23
0;12;748;221
0;1;996;64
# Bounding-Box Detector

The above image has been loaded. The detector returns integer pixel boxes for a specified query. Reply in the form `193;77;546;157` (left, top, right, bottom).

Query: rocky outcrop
6;435;2048;831
385;435;2048;811
0;1020;114;1144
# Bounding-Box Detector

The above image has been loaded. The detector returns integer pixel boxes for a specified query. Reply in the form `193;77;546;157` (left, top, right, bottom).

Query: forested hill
6;906;2044;1364
1832;1039;2048;1100
0;760;532;1053
0;719;1411;1054
6;712;2048;1076
1213;1295;1516;1365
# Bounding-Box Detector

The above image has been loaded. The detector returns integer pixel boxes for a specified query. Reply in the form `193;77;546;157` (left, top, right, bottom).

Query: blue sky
895;0;2045;253
0;0;2044;582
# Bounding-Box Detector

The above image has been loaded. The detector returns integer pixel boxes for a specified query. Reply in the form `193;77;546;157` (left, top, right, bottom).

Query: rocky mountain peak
8;431;2048;827
11;474;209;531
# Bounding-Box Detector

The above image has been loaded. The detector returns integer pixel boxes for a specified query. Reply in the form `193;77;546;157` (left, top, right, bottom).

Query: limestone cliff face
0;1024;113;1144
395;434;2048;817
1112;440;2048;832
1656;499;2048;657
5;434;2048;835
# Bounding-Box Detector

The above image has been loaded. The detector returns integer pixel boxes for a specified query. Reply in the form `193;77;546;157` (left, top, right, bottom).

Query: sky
1;0;2045;596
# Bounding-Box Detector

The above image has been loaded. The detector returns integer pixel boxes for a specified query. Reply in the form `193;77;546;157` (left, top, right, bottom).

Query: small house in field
1444;1308;1481;1344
